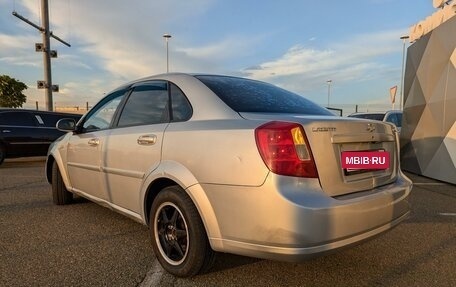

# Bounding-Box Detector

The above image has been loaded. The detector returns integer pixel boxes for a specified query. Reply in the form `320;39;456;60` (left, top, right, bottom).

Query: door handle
137;134;157;145
2;130;11;133
88;138;100;146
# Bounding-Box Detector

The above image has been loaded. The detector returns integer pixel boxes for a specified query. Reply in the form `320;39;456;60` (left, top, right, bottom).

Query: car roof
0;108;81;116
112;73;263;89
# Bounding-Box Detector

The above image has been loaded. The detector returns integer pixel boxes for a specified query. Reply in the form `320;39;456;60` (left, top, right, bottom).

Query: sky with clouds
0;0;436;111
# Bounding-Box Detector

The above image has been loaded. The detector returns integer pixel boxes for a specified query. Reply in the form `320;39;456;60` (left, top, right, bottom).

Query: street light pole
41;0;53;111
400;35;409;111
12;0;70;111
163;33;171;73
326;79;332;107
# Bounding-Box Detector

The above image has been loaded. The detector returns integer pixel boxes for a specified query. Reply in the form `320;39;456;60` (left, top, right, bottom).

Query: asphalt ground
0;159;455;287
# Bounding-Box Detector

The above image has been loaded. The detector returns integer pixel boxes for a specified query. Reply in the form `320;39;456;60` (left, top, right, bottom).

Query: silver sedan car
46;73;412;277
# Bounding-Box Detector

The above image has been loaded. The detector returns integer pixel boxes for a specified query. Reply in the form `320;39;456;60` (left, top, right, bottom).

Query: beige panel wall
400;16;456;184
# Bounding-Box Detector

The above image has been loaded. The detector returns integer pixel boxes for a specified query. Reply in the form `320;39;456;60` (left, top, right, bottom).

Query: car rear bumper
198;172;412;261
211;210;409;262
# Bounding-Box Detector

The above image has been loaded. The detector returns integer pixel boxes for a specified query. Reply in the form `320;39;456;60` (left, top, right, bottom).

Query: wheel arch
143;177;177;224
46;155;55;183
143;161;222;247
46;152;72;190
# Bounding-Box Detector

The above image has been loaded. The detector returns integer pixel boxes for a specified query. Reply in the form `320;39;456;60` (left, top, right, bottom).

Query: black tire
150;186;215;277
52;161;73;205
0;145;5;165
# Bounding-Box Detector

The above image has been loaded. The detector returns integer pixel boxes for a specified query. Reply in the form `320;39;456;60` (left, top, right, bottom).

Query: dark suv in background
0;109;81;164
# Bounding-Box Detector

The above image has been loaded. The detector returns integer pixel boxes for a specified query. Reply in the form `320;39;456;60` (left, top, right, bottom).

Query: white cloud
13;0;217;79
0;34;41;67
0;34;33;49
244;46;334;79
4;1;409;109
243;29;406;96
177;35;260;60
57;54;93;70
7;0;218;106
0;56;40;67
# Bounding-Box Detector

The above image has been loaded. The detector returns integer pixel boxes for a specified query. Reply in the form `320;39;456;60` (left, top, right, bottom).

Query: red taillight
255;121;318;178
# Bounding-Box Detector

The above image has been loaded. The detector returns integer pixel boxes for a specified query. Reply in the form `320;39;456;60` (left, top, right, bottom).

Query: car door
0;111;45;157
102;81;171;213
31;113;69;155
66;89;126;201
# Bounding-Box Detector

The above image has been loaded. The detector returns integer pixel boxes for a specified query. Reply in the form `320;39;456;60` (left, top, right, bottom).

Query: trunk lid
242;113;399;197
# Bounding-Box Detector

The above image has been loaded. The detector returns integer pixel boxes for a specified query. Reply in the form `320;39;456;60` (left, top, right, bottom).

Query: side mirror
56;118;77;132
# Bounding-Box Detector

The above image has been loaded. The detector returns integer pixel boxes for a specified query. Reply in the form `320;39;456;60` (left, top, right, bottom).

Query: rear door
103;81;171;213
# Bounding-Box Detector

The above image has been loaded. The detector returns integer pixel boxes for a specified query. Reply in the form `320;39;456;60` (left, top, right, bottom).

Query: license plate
341;150;390;170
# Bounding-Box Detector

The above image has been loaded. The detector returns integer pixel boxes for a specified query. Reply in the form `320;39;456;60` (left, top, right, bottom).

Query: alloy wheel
154;202;189;265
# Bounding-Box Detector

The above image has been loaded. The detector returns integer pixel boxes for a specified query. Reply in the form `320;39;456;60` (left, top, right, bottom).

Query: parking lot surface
1;160;455;286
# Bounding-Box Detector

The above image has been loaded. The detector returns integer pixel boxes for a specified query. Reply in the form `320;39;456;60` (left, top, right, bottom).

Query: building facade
401;3;456;184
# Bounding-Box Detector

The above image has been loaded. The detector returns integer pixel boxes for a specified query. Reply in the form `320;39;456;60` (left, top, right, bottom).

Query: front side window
82;90;125;132
117;82;169;127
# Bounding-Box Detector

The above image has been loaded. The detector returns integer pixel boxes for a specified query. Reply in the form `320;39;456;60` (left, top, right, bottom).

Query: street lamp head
163;33;172;40
327;79;332;84
400;35;410;40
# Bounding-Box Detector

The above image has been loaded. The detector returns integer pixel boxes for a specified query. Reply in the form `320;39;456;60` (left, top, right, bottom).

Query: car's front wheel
150;186;215;277
52;161;73;205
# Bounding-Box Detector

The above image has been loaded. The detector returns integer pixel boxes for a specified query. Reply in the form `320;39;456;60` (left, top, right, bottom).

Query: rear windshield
195;75;333;115
348;113;385;121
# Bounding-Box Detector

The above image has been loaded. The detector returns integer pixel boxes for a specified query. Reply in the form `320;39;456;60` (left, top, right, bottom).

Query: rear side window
195;75;333;115
35;115;45;125
0;112;36;126
170;83;192;122
117;82;169;127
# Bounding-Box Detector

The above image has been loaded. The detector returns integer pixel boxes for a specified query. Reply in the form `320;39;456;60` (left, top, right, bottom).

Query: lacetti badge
341;151;390;170
312;127;336;132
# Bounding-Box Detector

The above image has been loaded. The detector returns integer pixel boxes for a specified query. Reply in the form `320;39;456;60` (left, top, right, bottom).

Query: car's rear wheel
52;161;73;205
150;186;215;277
